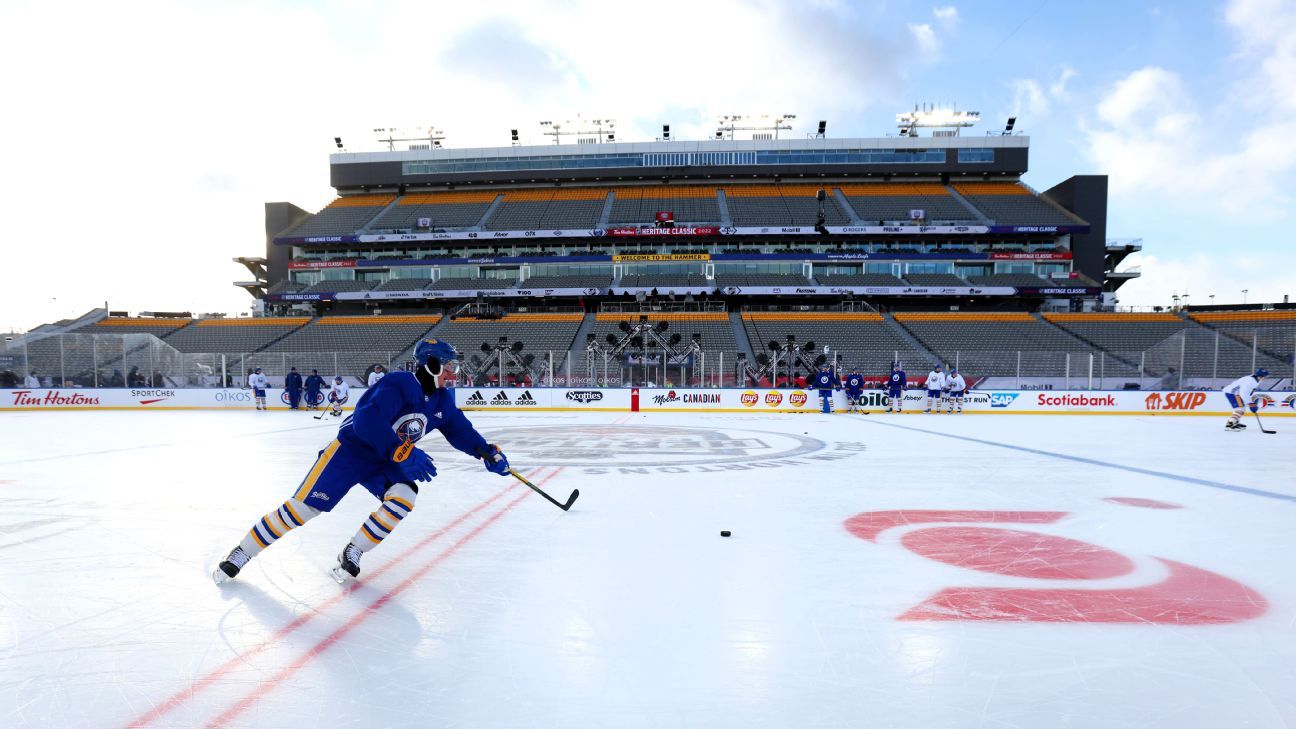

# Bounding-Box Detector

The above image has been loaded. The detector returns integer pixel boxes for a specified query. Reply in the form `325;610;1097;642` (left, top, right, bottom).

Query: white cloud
0;0;943;331
908;23;941;60
1009;66;1076;119
933;5;959;27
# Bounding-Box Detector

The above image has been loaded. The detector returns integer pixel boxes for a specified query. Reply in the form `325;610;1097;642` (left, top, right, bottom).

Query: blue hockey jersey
887;370;907;392
337;371;489;462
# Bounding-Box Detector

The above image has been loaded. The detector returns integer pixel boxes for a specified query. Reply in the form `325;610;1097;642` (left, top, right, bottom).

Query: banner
717;285;1016;297
288;259;358;270
281;223;1089;246
612;253;711;262
607;227;719;237
989;251;1072;260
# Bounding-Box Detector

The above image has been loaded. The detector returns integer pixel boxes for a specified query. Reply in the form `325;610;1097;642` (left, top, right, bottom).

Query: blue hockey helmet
1254;368;1269;378
892;360;902;371
934;363;943;371
415;338;458;375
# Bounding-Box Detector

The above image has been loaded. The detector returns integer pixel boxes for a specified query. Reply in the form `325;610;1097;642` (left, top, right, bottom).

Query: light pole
1209;294;1215;306
1242;289;1249;305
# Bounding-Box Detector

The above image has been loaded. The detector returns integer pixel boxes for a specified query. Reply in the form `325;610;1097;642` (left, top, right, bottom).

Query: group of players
245;365;391;417
810;361;967;415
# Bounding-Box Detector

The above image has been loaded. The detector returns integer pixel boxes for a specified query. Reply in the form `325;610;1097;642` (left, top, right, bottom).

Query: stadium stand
895;312;1094;376
516;275;613;290
368;191;498;231
484;189;608;230
742;312;929;375
723;184;851;227
714;272;813;287
162;317;311;356
815;273;907;287
607;186;722;225
268;280;305;294
86;317;193;336
375;277;433;291
580;312;736;384
301;280;377;294
1188;311;1296;375
839;183;977;223
618;273;711;290
438;313;585;381
280;195;396;238
428;277;517;290
967;273;1053;288
951;183;1083;227
903;273;971;287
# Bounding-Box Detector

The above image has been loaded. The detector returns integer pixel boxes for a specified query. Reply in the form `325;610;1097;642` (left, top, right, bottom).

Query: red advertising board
607;227;719;237
288;259;358;270
988;252;1072;260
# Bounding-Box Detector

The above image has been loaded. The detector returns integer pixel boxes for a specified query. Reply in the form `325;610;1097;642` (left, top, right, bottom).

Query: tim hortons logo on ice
1144;392;1208;411
740;391;759;407
10;390;101;406
765;391;784;406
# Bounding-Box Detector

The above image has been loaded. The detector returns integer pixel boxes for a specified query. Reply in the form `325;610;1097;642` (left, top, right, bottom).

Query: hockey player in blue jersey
812;364;840;413
843;368;865;414
885;361;906;414
213;339;511;584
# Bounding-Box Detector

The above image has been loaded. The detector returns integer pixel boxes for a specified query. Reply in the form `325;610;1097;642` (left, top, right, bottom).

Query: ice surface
0;409;1293;728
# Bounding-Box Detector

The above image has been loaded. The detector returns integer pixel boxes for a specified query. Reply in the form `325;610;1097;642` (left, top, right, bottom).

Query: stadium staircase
359;196;403;233
715;189;733;227
882;314;940;366
597;191;616;229
832;189;865;225
569;313;598;355
1032;313;1143;373
255;318;314;352
473;194;508;229
728;312;756;362
943;185;993;224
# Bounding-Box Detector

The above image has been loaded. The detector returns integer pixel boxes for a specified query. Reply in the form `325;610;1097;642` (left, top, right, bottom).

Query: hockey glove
395;446;437;482
481;444;510;476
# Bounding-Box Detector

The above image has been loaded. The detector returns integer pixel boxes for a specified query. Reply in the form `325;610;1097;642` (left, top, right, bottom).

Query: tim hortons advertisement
0;388;368;410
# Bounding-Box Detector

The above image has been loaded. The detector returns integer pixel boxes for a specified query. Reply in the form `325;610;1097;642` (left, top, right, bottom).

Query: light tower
714;114;798;140
895;105;980;137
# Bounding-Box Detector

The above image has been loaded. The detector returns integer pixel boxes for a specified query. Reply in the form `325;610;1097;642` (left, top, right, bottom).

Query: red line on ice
202;467;563;729
121;470;545;729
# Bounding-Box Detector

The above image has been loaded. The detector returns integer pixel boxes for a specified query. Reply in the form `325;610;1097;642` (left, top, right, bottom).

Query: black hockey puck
720;530;732;537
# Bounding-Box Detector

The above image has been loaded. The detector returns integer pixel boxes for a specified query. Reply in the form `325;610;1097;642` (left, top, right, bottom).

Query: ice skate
213;546;251;584
330;542;363;583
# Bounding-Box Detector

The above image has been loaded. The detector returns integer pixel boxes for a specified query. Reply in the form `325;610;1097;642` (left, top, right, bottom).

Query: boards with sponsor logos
3;387;1294;415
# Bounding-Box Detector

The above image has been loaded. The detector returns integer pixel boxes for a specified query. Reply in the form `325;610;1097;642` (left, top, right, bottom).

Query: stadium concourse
0;408;1292;728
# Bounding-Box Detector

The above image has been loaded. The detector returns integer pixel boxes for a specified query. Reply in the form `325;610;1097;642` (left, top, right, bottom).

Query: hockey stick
509;468;579;511
1253;411;1276;434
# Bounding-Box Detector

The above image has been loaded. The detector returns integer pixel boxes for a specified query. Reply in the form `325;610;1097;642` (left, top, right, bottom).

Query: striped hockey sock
353;483;416;553
239;498;318;557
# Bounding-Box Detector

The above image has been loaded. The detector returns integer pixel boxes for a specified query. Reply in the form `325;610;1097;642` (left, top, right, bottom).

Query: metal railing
2;329;1292;391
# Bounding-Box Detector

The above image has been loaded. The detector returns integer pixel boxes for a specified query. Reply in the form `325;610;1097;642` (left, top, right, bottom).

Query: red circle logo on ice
901;527;1135;580
764;391;784;406
789;392;808;407
480;424;826;467
740;391;759;407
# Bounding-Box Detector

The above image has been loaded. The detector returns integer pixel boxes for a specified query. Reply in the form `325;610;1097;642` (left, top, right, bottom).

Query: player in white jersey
247;367;269;411
329;376;350;417
367;365;386;387
1222;368;1268;431
923;365;945;413
944;369;967;413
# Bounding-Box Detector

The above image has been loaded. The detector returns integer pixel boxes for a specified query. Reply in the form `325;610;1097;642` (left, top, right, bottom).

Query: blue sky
1;0;1292;330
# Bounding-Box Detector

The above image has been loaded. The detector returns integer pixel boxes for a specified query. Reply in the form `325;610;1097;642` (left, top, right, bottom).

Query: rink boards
3;386;1295;416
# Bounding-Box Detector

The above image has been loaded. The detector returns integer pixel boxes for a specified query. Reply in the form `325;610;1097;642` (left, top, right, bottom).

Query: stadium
6;113;1293;396
4;110;1296;729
